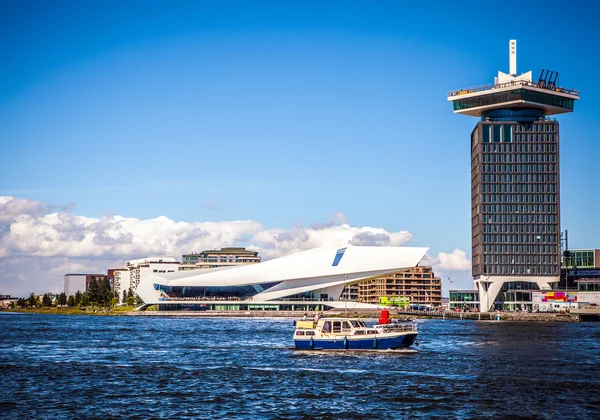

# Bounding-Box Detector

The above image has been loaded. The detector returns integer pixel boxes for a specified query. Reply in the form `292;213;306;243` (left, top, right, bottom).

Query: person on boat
302;313;308;320
313;312;320;322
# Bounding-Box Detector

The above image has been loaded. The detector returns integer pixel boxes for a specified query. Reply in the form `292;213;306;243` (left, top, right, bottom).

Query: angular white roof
136;245;428;304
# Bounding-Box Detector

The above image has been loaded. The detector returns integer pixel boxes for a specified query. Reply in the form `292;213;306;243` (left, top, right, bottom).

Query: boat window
322;321;331;333
295;331;305;336
350;320;359;328
305;331;315;336
359;321;368;328
367;330;377;335
354;330;365;335
332;321;342;333
342;321;352;329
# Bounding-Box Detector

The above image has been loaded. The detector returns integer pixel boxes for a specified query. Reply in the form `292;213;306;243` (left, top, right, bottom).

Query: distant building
113;268;131;301
0;295;18;308
576;279;600;306
561;249;600;289
64;274;111;297
449;290;480;311
64;274;87;296
341;266;442;307
180;247;260;270
124;257;179;294
86;275;109;291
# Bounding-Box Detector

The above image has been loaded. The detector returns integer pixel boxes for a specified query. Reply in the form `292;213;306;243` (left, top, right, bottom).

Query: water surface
1;313;599;418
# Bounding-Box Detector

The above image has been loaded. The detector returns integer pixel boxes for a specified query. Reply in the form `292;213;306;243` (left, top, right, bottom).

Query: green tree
122;289;127;303
57;293;67;306
42;293;52;307
67;295;76;307
28;293;37;307
75;290;83;306
88;278;100;305
101;278;112;306
81;293;90;307
126;295;135;306
127;288;133;299
17;297;26;308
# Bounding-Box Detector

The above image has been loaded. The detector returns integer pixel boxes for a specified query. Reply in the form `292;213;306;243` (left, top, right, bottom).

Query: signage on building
533;291;577;304
569;270;600;277
379;296;410;307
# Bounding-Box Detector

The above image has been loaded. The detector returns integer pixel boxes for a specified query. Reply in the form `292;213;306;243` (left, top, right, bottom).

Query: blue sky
1;1;599;295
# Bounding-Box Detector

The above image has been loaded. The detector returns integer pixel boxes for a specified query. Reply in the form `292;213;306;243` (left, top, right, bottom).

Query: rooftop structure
181;247;260;270
448;40;580;119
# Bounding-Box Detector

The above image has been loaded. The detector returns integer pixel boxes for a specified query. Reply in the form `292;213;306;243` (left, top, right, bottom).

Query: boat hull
294;332;417;350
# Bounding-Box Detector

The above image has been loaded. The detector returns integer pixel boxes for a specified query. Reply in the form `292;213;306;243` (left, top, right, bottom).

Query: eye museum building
134;246;429;311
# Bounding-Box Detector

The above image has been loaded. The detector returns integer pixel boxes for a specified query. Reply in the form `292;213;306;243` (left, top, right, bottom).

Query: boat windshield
349;320;367;328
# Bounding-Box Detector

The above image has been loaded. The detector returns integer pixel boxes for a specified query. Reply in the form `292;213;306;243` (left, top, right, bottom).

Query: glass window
482;125;491;142
504;124;513;142
493;125;502;143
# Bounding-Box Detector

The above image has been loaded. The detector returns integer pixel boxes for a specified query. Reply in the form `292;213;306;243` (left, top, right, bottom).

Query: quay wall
127;309;577;322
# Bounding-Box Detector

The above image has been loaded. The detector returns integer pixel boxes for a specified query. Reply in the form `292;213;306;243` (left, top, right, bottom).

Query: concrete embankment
4;308;580;321
126;309;578;322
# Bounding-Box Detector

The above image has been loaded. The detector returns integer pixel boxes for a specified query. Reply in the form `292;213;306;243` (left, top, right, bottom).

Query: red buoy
378;308;391;325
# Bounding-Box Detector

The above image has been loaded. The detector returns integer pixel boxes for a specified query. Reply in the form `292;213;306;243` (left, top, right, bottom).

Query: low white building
577;279;600;306
113;269;131;302
124;257;180;296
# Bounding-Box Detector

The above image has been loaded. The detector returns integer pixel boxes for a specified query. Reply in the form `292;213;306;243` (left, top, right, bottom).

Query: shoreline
2;308;579;322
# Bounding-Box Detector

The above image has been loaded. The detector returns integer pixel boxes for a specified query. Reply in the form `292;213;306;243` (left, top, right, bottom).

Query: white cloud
423;250;473;293
0;196;472;296
435;249;471;271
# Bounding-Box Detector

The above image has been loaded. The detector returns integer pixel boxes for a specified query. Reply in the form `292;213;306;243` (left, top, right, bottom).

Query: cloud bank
0;196;472;296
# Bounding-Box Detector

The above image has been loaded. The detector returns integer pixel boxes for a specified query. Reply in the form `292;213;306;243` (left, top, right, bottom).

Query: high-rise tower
447;40;580;312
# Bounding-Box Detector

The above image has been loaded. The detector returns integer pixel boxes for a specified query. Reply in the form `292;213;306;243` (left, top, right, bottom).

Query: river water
0;313;599;418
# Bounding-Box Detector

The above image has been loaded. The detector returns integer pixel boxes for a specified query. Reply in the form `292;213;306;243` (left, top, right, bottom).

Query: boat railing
376;322;417;333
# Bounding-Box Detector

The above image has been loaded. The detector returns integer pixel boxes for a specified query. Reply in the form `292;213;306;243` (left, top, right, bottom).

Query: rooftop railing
448;79;580;98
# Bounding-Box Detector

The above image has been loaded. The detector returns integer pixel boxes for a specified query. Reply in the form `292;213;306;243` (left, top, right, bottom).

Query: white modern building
113;268;131;301
135;245;428;311
123;257;180;296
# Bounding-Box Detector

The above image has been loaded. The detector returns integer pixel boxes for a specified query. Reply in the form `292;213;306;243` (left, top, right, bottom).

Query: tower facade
448;41;579;311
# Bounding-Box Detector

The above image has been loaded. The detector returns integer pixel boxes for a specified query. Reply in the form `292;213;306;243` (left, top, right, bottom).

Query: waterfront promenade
125;308;579;322
4;307;584;321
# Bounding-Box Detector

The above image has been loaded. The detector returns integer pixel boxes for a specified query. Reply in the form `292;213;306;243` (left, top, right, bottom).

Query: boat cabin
295;318;380;336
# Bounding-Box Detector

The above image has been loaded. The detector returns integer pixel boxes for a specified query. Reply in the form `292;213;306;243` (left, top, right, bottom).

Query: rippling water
1;313;599;418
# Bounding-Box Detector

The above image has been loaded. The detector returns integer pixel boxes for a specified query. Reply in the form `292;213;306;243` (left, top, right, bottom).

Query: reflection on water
0;313;599;418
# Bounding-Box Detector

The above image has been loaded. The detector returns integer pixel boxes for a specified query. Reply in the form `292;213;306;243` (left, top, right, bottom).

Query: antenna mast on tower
509;39;517;75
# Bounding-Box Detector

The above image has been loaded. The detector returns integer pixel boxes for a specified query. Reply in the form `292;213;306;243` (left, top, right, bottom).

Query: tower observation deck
448;39;579;120
448;40;580;312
